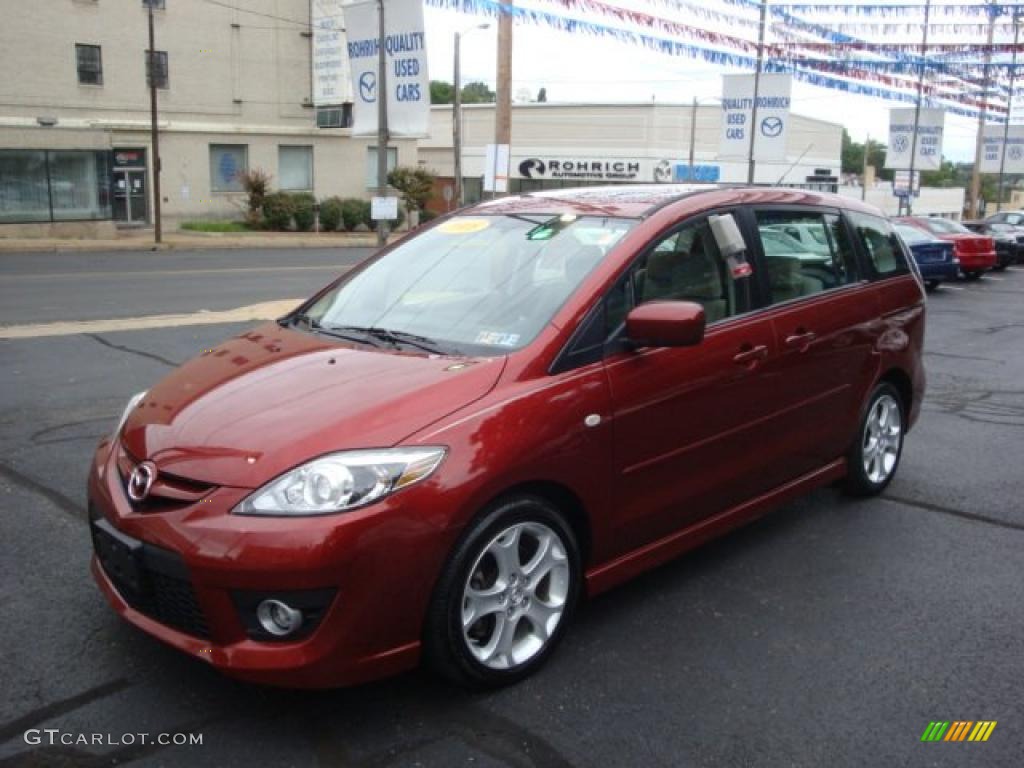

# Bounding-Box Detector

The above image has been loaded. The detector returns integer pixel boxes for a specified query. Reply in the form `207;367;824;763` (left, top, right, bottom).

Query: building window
210;144;248;192
279;146;313;191
0;149;112;223
76;44;103;85
316;105;352;128
365;147;398;189
143;0;166;9
145;50;169;89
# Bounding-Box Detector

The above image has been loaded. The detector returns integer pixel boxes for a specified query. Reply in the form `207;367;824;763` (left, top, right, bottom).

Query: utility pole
970;0;998;218
375;0;389;247
453;23;489;207
147;0;162;245
906;0;932;216
998;14;1021;212
688;97;698;181
453;31;464;208
746;0;768;185
494;0;513;198
862;134;871;201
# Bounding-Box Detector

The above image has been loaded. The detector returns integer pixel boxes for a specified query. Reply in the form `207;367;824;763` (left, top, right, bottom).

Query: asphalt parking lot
1;250;1022;767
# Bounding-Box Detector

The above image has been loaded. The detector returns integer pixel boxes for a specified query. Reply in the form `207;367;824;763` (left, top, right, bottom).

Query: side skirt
584;458;847;596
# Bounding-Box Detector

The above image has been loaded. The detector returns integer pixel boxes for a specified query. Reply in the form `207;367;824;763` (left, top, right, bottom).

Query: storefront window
0;149;112;223
0;150;50;223
50;151;112;221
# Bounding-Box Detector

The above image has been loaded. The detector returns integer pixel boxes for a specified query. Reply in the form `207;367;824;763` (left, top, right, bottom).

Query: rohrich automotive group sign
516;157;677;182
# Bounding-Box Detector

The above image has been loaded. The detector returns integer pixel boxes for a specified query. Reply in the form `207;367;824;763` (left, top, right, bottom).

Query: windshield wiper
332;326;450;355
289;316;384;347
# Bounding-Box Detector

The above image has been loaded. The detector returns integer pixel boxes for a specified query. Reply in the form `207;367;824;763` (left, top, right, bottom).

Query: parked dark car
893;223;959;290
89;186;925;689
982;210;1024;228
963;220;1021;268
896;217;997;279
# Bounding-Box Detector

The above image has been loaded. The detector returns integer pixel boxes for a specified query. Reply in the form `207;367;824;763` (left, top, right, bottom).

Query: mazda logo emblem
127;461;157;502
519;158;546;179
760;117;784;138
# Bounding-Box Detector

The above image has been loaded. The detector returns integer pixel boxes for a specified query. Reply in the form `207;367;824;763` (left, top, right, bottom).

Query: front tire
424;495;581;688
844;382;905;497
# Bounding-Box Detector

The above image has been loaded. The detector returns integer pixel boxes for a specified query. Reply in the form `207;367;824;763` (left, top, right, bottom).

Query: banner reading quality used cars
979;124;1024;174
719;74;792;161
345;0;430;137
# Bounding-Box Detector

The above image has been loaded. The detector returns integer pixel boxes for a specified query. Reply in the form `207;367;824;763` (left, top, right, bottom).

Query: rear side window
754;210;859;305
848;212;909;278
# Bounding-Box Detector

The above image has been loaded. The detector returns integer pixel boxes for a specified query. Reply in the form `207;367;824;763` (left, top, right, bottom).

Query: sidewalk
0;228;404;253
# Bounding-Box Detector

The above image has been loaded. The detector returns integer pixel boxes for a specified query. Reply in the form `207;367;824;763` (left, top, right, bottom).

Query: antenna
775;144;814;186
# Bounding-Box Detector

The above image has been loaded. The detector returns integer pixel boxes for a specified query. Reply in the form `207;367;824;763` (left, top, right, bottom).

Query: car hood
121;322;505;488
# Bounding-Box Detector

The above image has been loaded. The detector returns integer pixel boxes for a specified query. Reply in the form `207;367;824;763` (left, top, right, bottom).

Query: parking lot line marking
0;299;303;339
941;285;966;291
985;276;1005;282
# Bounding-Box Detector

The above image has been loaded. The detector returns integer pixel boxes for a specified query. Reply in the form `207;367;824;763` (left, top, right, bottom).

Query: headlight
233;447;446;516
114;391;147;438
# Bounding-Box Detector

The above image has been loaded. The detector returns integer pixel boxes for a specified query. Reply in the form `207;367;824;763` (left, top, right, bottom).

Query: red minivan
89;186;925;688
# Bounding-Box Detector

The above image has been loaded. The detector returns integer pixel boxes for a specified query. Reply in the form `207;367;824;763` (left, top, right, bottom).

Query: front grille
91;512;210;639
117;443;216;513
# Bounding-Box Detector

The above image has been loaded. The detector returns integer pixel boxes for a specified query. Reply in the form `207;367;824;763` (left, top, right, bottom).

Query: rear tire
964;270;983;281
424;494;581;689
925;280;940;292
843;382;905;497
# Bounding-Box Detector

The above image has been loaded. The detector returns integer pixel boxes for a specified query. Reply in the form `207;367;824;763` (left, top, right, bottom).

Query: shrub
319;196;343;231
387;166;436;219
340;198;371;231
262;192;295;231
419;209;438;225
290;192;317;231
238;169;271;227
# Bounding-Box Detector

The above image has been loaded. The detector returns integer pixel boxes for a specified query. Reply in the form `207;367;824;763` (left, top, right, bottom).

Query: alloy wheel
862;393;902;484
460;521;570;670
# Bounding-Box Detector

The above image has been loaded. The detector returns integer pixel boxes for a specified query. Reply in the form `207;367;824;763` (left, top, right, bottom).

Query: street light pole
147;0;162;245
997;14;1020;212
746;0;768;185
375;0;389;248
969;0;998;218
906;0;931;216
453;23;489;208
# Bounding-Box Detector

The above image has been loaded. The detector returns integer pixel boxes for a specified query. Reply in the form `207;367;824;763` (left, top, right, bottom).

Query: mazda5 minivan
89;186;925;688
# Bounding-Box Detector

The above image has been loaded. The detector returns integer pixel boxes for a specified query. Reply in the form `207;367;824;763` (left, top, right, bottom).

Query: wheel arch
486;480;593;569
878;367;913;422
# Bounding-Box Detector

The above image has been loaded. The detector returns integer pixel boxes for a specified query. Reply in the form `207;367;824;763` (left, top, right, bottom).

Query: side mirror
625;301;705;348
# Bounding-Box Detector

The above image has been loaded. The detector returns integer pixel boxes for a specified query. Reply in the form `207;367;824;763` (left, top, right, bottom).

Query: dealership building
419;101;844;210
0;0;417;237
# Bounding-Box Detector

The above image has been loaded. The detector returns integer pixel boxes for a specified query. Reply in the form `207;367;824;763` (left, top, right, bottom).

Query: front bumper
88;439;458;687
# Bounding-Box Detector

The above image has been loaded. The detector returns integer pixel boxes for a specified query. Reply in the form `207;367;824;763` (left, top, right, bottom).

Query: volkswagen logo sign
519;158;546;179
127;461;157;503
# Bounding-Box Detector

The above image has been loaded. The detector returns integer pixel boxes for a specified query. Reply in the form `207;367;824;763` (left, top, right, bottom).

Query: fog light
256;599;304;637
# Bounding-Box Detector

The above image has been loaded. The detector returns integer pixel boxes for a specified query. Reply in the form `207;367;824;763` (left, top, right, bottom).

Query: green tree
841;129;891;181
387;166;437;216
430;80;453;104
461;81;496;103
430;80;496;104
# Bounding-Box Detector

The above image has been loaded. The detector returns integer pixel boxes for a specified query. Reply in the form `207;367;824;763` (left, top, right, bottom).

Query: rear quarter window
848;212;910;278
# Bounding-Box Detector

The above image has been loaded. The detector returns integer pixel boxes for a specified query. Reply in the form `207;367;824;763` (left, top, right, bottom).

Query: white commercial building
420;102;843;209
0;0;415;237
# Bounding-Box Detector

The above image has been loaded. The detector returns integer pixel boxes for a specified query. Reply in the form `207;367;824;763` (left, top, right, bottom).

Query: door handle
733;344;768;366
784;330;817;350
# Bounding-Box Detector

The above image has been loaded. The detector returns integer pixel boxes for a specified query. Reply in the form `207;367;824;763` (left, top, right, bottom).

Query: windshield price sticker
475;331;521;347
438;219;491;235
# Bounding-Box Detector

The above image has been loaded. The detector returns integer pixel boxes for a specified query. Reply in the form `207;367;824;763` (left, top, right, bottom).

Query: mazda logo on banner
519;159;547;179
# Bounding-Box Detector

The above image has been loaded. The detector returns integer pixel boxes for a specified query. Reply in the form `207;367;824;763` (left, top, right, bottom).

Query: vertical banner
885;108;945;170
312;0;351;106
980;125;1024;174
719;74;792;161
345;0;430;137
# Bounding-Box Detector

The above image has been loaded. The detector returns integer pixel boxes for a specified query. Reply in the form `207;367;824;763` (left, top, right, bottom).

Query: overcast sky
421;1;1014;163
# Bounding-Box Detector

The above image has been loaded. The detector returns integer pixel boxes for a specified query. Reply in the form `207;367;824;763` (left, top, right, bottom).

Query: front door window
112;169;147;224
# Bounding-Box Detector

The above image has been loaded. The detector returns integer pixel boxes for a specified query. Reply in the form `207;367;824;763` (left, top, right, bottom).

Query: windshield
922;218;970;235
895;224;933;245
300;214;635;355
